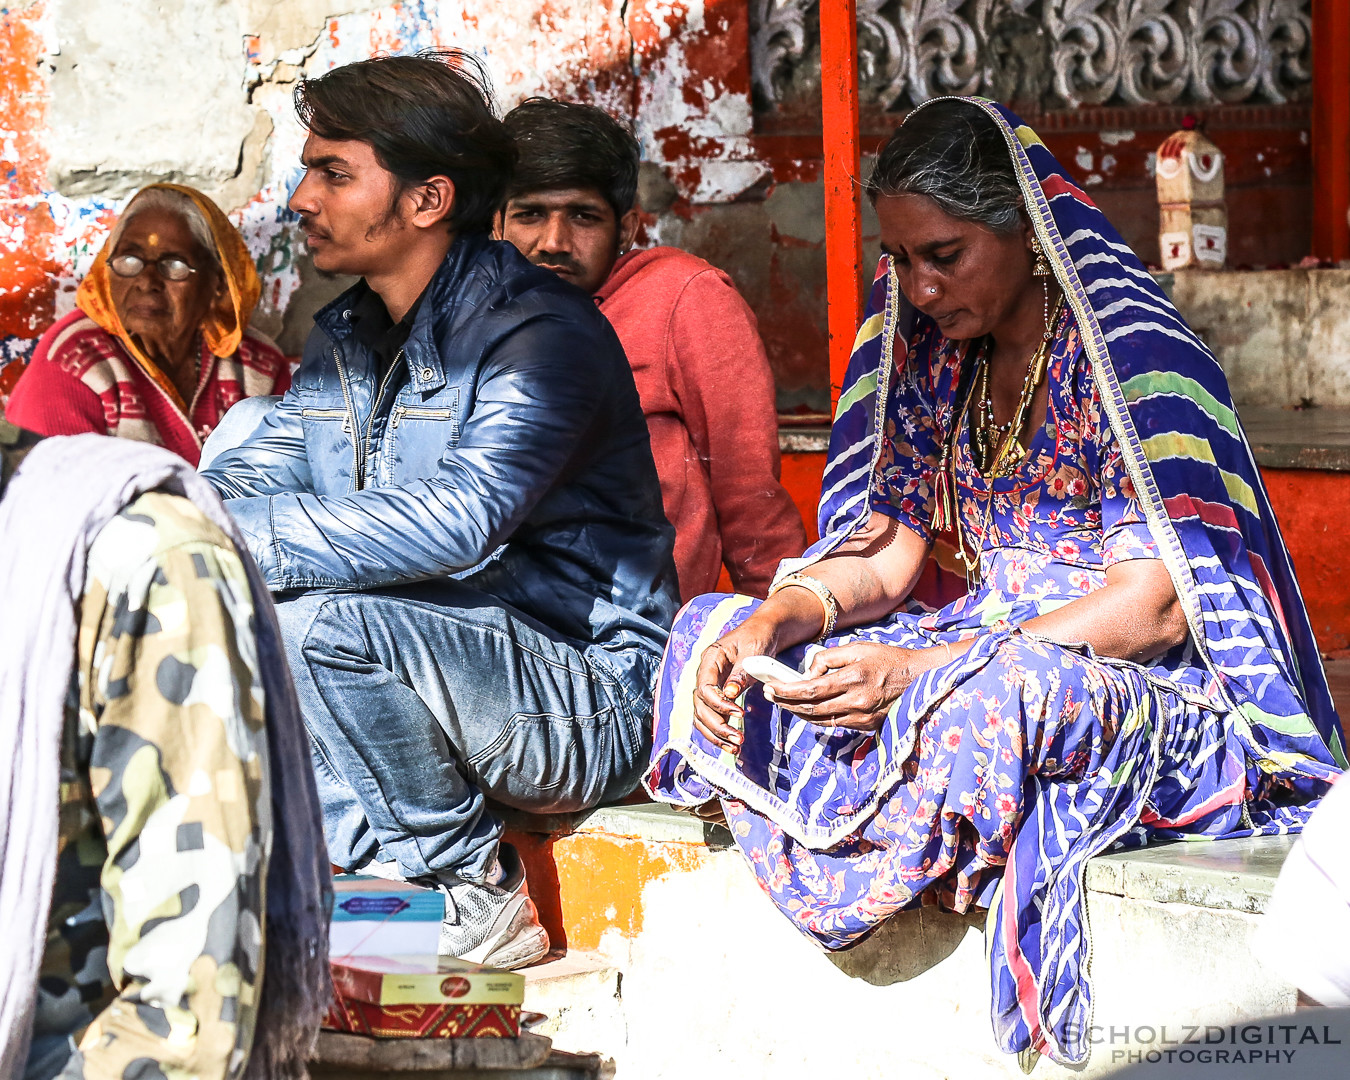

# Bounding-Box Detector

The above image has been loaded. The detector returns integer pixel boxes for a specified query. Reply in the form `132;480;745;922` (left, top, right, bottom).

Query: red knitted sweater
6;310;290;466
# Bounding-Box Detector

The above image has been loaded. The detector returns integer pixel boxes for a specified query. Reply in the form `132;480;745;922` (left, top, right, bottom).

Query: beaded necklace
971;289;1064;478
930;282;1064;587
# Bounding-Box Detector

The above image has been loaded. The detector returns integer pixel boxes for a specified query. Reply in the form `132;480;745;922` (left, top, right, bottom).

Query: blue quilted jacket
203;233;679;705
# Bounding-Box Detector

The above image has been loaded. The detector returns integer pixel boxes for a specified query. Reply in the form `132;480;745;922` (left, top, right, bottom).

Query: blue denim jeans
273;581;650;885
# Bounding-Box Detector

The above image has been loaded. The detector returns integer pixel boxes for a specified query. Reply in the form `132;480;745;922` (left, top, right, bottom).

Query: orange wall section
505;827;714;952
0;4;58;346
780;451;825;544
1262;469;1350;655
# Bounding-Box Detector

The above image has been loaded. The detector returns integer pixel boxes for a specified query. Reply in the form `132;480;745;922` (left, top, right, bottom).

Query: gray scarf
0;429;331;1079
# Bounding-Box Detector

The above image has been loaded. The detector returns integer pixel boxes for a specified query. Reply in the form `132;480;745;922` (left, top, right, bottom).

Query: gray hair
864;100;1024;235
109;187;222;270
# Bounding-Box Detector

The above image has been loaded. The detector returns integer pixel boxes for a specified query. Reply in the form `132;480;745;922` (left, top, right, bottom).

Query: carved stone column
750;0;1312;114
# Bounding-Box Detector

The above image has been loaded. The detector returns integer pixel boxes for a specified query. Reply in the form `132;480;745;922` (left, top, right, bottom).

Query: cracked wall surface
48;0;259;199
1;0;836;407
0;3;1331;414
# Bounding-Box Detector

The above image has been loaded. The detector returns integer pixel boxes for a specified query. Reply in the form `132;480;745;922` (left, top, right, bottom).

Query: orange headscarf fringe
76;183;262;412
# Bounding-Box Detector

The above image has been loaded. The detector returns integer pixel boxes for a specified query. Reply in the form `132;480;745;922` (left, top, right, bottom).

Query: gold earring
1030;236;1051;278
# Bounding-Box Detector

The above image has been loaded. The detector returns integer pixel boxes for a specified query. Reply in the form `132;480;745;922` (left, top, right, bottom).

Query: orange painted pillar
819;0;863;409
1312;0;1350;261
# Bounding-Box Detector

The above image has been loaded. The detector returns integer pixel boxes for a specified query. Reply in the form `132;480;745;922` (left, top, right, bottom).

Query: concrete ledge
512;801;1294;916
512;802;1301;1077
1085;835;1295;914
1241;406;1350;472
497;802;732;848
778;426;829;454
311;1030;553;1072
779;426;830;454
521;951;621;1071
778;410;1350;472
571;803;733;849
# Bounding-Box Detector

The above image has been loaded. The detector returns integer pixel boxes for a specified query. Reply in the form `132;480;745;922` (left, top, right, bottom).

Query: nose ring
927;286;938;296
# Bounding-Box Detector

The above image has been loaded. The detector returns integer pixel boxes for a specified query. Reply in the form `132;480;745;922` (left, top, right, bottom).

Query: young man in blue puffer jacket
203;50;679;969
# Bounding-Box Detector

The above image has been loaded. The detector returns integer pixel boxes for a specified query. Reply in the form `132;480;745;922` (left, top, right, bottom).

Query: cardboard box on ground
326;874;526;1040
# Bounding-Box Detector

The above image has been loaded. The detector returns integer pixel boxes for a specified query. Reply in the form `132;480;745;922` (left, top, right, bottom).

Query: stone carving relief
750;0;1312;112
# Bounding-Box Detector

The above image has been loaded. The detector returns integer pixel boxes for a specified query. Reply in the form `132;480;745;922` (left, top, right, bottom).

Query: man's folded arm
224;317;605;591
202;387;315;497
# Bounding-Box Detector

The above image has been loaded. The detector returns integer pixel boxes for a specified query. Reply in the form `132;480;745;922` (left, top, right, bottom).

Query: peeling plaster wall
0;3;1331;415
2;0;828;406
48;0;258;199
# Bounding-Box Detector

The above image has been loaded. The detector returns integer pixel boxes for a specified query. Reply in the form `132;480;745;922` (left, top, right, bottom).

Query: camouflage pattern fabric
34;490;269;1080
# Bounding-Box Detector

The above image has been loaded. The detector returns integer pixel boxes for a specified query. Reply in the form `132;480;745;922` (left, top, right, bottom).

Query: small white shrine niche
1156;125;1227;271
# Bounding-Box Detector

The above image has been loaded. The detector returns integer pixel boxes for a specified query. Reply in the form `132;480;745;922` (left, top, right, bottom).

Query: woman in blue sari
645;98;1346;1066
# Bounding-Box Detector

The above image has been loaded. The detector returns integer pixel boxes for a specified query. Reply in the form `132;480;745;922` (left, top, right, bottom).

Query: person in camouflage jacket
0;419;330;1080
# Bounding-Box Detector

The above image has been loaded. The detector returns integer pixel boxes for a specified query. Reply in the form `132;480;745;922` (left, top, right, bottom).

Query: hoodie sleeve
668;268;807;595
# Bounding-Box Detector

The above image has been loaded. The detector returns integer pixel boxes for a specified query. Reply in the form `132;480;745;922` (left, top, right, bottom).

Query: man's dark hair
502;98;640;219
294;49;516;235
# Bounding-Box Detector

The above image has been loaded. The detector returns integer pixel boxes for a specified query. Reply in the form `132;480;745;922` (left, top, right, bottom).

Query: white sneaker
349;857;406;883
438;843;550;970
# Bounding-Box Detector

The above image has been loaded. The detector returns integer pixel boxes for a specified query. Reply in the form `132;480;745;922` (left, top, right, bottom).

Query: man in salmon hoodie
498;99;806;603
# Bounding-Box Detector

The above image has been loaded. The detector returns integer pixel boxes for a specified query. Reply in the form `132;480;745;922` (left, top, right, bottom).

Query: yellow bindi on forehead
146;232;161;248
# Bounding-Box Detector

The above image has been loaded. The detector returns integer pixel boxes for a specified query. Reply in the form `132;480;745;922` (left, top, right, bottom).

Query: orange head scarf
76;183;262;409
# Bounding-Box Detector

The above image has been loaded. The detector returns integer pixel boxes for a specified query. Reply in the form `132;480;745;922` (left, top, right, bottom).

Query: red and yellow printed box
322;998;522;1038
322;954;524;1039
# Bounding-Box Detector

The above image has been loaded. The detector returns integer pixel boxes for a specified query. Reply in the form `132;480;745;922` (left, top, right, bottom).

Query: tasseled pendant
931;447;954;533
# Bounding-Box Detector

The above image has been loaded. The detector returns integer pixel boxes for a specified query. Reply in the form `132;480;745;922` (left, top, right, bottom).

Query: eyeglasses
108;253;199;282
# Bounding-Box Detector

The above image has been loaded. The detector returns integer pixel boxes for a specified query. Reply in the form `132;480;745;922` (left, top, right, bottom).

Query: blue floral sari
645;99;1346;1065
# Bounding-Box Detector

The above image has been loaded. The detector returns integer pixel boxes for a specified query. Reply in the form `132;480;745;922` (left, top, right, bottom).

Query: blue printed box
330;874;443;958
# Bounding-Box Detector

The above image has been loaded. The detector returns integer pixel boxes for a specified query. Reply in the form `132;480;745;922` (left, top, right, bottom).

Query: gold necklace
940;287;1064;588
971;292;1064;478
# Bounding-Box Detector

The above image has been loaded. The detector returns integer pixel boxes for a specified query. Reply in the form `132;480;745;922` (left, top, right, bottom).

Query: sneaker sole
449;893;551;971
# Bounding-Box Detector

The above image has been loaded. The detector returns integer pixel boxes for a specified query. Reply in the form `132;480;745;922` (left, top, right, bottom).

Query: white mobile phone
740;655;807;686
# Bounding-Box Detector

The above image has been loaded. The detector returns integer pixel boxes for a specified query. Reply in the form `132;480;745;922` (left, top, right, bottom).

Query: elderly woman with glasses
5;184;289;465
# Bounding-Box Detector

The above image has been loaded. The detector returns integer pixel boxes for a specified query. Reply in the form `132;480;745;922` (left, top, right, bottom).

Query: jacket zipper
359;348;405;490
390;404;456;428
300;407;351;428
331;345;361;485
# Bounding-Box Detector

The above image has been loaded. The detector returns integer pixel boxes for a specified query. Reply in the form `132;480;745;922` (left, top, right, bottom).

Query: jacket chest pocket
300;407;352;434
390;392;461;443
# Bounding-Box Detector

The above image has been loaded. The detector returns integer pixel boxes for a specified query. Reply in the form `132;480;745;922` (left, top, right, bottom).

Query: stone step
503;802;1306;1079
1086;833;1294;912
310;1030;608;1079
521;950;623;1064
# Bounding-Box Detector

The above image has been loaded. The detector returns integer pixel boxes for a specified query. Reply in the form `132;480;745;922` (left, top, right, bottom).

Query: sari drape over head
5;183;289;464
75;182;265;412
804;100;1343;792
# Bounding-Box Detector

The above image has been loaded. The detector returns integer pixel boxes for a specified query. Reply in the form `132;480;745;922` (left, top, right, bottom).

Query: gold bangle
768;572;839;641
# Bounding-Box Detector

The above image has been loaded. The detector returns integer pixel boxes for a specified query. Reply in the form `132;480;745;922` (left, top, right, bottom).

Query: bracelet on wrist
768;572;839;641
